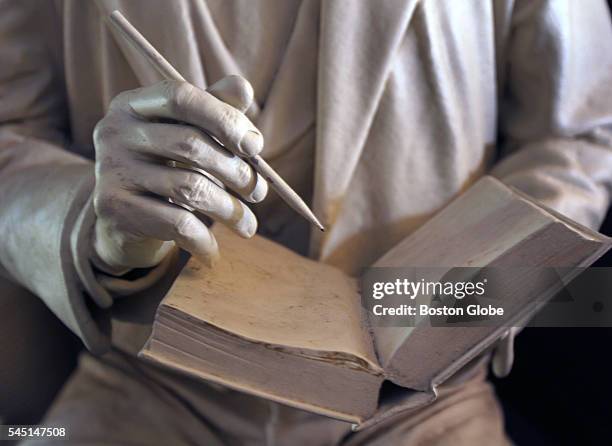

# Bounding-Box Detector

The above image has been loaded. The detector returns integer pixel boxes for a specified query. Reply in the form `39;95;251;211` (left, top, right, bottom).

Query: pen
107;10;325;232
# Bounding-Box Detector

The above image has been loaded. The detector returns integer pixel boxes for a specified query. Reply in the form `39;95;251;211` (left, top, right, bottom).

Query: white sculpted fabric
1;0;612;376
2;1;611;444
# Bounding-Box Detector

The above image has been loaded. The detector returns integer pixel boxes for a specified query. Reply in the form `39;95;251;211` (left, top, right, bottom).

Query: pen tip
308;214;325;232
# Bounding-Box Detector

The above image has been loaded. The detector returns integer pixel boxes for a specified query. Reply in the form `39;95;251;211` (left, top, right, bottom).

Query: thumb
207;75;254;113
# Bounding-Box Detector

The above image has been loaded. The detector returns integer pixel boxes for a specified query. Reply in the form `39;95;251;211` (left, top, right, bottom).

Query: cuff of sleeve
71;195;114;309
96;250;178;297
71;194;179;309
40;164;112;354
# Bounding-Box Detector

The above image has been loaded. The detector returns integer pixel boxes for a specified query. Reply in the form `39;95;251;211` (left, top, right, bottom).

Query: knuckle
95;154;124;177
93;118;120;148
167;80;196;112
179;174;214;206
235;160;253;187
217;106;240;134
230;74;253;92
108;89;134;110
93;190;118;217
112;90;133;106
194;176;215;204
174;133;200;160
226;75;255;106
236;76;255;105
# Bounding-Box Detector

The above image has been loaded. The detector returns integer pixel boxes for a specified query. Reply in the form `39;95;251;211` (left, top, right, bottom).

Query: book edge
139;346;367;424
156;303;384;374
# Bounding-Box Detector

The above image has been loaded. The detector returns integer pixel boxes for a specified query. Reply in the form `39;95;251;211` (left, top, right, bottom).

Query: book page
369;177;552;365
163;224;380;368
366;177;609;389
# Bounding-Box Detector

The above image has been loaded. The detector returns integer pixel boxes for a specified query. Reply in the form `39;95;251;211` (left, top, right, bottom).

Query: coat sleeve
492;0;612;230
0;2;112;352
0;3;176;354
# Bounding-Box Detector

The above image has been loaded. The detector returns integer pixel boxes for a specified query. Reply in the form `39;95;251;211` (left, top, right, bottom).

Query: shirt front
206;0;321;253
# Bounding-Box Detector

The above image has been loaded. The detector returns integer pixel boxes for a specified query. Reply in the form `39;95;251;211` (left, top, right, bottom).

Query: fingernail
246;217;258;238
237;215;258;238
239;129;263;157
201;249;220;268
199;236;219;268
248;175;268;203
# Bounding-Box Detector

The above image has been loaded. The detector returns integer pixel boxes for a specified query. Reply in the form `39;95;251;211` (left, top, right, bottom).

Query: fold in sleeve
492;0;612;230
0;1;171;353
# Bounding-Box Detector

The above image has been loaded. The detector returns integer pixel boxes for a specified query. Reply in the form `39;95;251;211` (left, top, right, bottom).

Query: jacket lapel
313;0;419;237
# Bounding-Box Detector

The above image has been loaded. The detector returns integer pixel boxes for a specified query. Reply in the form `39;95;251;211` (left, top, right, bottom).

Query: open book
140;176;610;426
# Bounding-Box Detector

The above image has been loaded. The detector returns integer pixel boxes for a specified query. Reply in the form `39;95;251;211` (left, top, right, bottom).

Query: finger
127;80;263;157
128;123;268;202
128;162;258;238
115;191;219;266
206;75;254;113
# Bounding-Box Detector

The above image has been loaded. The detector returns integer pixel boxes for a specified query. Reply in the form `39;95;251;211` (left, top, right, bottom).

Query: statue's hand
92;75;266;271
